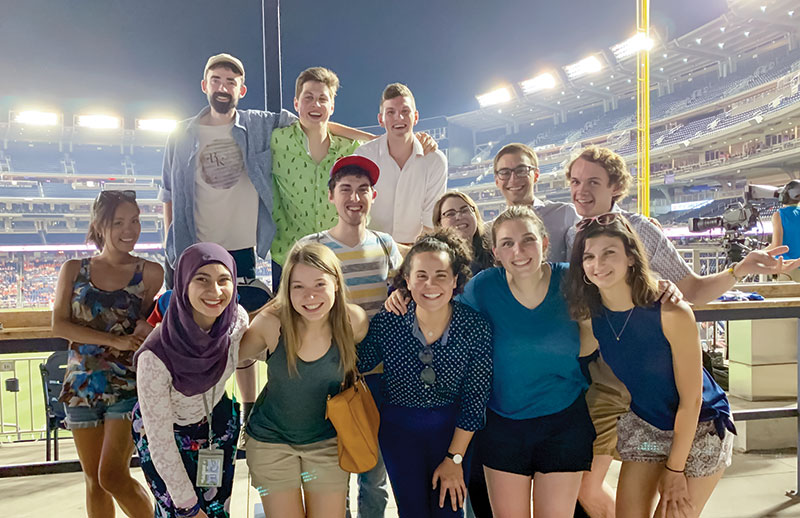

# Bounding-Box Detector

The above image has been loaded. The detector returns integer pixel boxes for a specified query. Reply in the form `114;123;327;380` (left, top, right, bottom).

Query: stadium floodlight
476;87;513;108
137;118;178;132
520;73;556;95
564;55;603;80
14;110;59;126
77;114;121;129
610;33;654;61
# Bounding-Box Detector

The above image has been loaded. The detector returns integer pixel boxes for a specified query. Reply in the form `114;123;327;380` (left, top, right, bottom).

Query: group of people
51;52;800;518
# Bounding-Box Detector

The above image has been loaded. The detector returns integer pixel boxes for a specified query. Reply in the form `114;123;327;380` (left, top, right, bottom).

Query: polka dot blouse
357;300;493;432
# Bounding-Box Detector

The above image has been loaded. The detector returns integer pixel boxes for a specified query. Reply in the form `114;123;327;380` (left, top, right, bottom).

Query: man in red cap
299;154;404;518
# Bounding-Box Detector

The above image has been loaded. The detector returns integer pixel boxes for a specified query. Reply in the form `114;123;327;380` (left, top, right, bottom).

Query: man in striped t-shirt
299;154;401;518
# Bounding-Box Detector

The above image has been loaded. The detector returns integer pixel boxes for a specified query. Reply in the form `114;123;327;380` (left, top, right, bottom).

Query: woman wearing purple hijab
132;243;249;518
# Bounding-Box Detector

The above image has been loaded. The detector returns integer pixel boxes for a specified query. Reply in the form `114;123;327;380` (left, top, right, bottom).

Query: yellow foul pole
636;0;651;216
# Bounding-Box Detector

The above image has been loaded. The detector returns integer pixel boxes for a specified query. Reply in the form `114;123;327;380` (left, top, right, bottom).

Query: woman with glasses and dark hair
566;213;734;518
458;205;594;518
357;228;492;518
433;192;494;275
52;189;163;517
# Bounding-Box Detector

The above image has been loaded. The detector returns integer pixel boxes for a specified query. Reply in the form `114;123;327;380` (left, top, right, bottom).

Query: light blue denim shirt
159;106;297;267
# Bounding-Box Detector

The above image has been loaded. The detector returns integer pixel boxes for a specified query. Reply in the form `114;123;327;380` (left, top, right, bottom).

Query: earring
583;274;593;285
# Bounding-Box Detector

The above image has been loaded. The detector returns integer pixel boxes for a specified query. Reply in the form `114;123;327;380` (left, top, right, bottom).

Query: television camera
687;183;799;264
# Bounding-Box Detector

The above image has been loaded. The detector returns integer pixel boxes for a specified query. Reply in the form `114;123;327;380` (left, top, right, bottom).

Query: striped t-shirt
299;230;403;316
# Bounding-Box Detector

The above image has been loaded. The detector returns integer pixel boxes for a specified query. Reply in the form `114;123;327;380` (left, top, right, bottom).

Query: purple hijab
136;243;238;396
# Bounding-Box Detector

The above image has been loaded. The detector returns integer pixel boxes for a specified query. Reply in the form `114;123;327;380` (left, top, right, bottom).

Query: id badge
197;447;224;488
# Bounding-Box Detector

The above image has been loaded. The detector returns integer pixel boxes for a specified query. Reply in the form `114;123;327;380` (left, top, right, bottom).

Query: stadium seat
39;350;68;461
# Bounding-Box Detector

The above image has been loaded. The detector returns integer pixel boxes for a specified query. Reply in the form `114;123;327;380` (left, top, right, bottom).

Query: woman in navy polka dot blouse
357;228;493;518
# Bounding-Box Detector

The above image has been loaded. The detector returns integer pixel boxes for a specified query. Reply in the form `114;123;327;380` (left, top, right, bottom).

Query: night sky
0;0;728;127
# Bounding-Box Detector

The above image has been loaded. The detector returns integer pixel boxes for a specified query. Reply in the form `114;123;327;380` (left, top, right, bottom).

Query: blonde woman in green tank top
240;242;368;518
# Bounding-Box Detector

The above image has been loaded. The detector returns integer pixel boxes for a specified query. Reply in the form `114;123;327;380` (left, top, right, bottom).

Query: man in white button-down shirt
355;83;448;245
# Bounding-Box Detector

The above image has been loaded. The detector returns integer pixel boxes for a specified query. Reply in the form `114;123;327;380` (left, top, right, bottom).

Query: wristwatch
446;451;463;465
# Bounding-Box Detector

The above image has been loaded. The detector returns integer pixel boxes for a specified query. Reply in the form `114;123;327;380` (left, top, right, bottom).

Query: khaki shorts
586;358;631;457
244;434;349;495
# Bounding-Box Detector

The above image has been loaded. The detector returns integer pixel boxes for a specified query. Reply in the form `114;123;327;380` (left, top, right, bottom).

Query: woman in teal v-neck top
458;206;594;517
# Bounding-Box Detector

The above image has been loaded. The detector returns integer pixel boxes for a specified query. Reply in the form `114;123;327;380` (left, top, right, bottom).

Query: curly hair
566;146;631;203
391;227;473;298
432;191;494;272
566;216;659;320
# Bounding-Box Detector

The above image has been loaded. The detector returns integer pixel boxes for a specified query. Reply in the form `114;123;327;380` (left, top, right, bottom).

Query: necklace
604;307;635;341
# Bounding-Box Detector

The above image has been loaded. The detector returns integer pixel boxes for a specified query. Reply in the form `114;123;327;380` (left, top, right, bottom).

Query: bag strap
370;230;391;262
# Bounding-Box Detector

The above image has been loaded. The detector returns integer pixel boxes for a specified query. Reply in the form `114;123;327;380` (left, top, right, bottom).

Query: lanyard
201;385;217;449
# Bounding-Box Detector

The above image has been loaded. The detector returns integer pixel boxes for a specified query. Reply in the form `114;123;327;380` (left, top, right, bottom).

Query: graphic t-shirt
193;123;259;251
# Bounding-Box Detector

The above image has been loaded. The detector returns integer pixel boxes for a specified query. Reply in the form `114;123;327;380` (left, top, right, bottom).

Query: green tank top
246;335;344;444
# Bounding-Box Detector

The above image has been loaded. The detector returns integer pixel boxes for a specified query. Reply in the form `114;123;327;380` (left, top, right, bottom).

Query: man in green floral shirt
270;67;363;274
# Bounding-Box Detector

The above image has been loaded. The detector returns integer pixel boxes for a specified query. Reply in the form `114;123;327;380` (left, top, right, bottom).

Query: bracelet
176;501;201;517
236;360;257;370
727;262;743;283
664;465;685;474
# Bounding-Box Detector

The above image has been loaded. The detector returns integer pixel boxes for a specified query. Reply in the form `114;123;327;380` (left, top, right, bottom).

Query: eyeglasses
441;206;474;220
575;212;622;232
495;165;537;180
97;190;136;202
418;346;436;385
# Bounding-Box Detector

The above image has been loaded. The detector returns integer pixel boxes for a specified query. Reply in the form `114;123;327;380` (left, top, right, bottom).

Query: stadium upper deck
1;0;799;246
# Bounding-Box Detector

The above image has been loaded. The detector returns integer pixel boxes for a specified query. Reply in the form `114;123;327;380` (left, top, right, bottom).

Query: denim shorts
64;397;137;429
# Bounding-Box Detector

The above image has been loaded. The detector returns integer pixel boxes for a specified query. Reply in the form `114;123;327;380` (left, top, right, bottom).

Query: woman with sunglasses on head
459;205;595;518
566;214;735;518
53;190;163;518
238;241;368;518
133;243;249;518
358;228;492;518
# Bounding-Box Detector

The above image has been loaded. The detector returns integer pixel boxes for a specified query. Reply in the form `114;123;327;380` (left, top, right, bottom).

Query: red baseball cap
329;155;380;186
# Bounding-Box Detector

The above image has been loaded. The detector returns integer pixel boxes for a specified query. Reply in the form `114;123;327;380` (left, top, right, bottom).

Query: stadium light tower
476;87;514;108
564;55;603;80
611;33;654;61
13;110;59;126
76;114;121;129
519;73;557;95
636;0;651;216
137;118;177;133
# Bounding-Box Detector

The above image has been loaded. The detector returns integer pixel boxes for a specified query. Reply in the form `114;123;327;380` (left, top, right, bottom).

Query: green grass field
0;353;267;443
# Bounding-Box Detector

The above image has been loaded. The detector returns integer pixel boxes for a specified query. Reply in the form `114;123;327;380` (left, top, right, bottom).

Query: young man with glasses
299;155;403;518
566;145;799;518
355;83;448;245
491;143;580;262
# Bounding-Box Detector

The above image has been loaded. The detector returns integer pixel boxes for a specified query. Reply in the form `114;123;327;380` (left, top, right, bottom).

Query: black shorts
479;394;596;476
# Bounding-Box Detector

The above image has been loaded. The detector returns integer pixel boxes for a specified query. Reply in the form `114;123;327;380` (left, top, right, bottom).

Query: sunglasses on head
97;190;136;202
575;212;622;232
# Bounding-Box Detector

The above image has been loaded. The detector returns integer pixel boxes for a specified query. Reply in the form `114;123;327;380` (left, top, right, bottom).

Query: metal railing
0;354;49;442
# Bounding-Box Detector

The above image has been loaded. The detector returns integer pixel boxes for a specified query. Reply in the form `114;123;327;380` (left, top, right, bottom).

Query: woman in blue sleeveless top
771;180;800;281
239;242;369;518
566;213;735;518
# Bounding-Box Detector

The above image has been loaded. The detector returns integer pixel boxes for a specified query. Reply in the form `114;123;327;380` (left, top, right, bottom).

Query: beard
209;92;236;114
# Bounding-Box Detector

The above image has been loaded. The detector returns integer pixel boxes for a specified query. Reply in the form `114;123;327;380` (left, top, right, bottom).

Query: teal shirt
458;263;587;419
246;337;344;445
270;122;360;265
